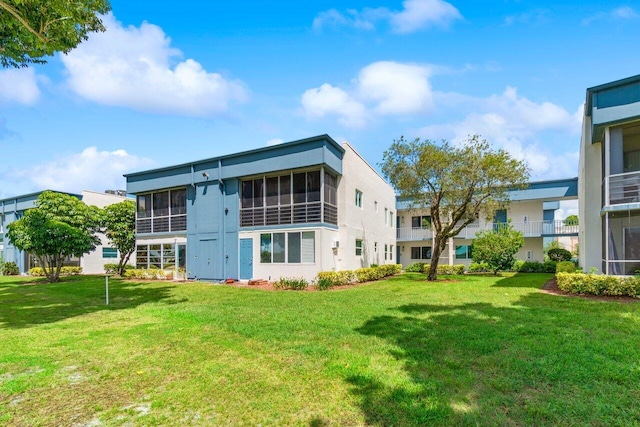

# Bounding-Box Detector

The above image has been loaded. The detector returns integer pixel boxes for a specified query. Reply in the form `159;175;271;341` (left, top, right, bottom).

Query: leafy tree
564;214;578;226
101;200;135;276
6;191;101;282
547;247;572;262
471;223;525;275
381;135;529;281
0;0;110;68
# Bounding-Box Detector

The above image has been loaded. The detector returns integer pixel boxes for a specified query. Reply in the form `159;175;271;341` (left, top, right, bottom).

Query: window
136;188;187;234
356;239;363;256
355;189;363;208
390;245;394;261
374;242;378;252
241;170;337;227
384;244;388;260
455;245;473;260
385;208;388;225
136;243;183;269
374;201;378;212
103;247;118;258
411;216;431;228
389;211;394;227
260;231;315;263
411;246;431;259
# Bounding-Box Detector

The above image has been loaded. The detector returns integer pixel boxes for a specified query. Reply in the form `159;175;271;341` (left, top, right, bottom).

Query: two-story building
580;74;640;275
396;178;579;268
1;190;130;274
124;135;397;281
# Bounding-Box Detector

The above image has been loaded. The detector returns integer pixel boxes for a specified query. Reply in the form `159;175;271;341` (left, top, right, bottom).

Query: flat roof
585;74;640;116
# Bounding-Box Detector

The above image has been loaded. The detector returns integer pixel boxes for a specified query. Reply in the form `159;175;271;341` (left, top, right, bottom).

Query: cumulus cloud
301;61;432;127
61;13;248;117
583;6;639;25
0;68;40;105
420;87;582;179
8;147;153;194
313;0;462;33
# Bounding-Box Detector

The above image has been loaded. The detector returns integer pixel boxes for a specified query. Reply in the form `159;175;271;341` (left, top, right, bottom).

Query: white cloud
61;13;248;117
313;0;462;34
583;6;639;24
420;87;582;179
266;138;284;146
0;68;40;105
301;61;432;127
301;83;367;127
8;147;153;194
390;0;462;33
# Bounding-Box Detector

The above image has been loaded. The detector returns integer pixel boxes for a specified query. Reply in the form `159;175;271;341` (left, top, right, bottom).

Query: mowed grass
1;273;640;426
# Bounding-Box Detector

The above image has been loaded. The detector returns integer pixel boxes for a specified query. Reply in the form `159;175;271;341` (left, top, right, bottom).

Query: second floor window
355;189;363;208
136;188;187;234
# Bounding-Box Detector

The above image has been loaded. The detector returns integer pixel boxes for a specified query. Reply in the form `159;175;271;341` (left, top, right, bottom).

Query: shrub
29;266;82;277
405;262;426;273
123;268;172;280
557;272;640;298
512;260;525;272
316;270;354;287
2;261;18;276
379;264;402;277
518;261;544;273
468;262;490;273
273;277;308;290
547;248;572;262
435;264;466;275
556;261;576;274
104;263;135;275
543;260;557;273
315;277;334;291
355;267;384;283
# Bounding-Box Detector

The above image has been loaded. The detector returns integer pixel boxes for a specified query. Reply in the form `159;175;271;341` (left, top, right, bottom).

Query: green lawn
1;273;639;426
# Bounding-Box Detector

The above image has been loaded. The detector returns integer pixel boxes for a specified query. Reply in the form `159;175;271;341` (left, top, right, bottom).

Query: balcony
397;220;579;241
607;171;640;205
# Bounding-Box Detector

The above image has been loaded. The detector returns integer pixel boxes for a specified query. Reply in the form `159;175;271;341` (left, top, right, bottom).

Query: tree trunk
427;236;443;281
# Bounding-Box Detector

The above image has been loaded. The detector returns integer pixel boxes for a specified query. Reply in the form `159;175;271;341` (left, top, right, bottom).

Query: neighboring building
396;178;578;268
580;74;640;275
125;135;397;281
0;190;129;274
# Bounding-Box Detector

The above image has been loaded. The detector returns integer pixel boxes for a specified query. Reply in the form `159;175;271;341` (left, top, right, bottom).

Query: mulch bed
542;278;638;303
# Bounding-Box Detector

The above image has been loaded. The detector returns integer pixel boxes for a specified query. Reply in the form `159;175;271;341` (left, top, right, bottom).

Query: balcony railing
607;171;640;205
397;220;579;241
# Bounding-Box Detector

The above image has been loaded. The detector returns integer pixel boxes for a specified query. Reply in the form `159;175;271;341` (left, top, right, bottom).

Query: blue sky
1;0;640;216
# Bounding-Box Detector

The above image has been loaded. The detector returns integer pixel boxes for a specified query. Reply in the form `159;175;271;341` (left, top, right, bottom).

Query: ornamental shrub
468;262;490;273
104;263;135;275
2;261;18;276
556;261;576;273
547;248;572;262
557;272;640;298
30;266;81;276
273;277;308;290
518;261;544;273
543;260;557;273
405;262;426;273
355;267;384;282
123;268;172;280
512;260;525;272
315;277;334;291
435;264;466;275
316;270;354;287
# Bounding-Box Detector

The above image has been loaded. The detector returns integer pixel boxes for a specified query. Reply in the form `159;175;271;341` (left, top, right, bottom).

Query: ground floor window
455;245;472;259
260;231;315;263
136;243;186;270
411;246;431;260
355;239;363;256
103;247;118;258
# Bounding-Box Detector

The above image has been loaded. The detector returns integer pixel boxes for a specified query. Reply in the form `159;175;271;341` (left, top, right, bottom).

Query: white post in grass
105;275;109;305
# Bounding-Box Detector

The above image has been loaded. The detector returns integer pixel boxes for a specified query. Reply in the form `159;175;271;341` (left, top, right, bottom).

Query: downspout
219;159;226;280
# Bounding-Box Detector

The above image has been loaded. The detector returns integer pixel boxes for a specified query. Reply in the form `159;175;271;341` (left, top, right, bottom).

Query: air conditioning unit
331;239;340;249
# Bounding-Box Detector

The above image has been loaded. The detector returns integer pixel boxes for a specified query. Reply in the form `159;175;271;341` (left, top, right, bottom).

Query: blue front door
197;239;218;280
239;238;253;280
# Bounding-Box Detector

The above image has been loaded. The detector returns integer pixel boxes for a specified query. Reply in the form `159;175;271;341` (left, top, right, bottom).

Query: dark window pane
411;247;420;259
171;189;186;215
253;179;264;208
307;171;320;202
266;177;279;206
293;173;306;203
153;191;169;217
411;216;420;228
137;194;151;218
280;174;291;205
422;247;432;259
260;234;271;263
288;232;301;263
242;181;253;208
273;233;285;263
324;172;337;205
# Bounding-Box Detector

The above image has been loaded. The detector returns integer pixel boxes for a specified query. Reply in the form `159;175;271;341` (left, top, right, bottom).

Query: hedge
104;263;136;275
556;261;576;273
316;270;355;287
29;266;82;276
316;264;401;287
273;277;308;290
123;268;173;280
432;264;466;275
556;272;640;298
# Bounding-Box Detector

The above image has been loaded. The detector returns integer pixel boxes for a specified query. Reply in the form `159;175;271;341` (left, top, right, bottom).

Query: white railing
607;171;640;205
397;220;579;241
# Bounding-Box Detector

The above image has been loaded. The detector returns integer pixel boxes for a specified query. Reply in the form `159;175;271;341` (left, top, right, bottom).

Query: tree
471;223;524;275
6;191;101;282
381;135;529;281
564;214;578;226
0;0;110;68
101;200;136;276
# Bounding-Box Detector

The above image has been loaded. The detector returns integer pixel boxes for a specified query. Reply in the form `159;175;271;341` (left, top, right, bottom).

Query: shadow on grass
347;288;640;425
0;275;182;329
491;272;554;289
